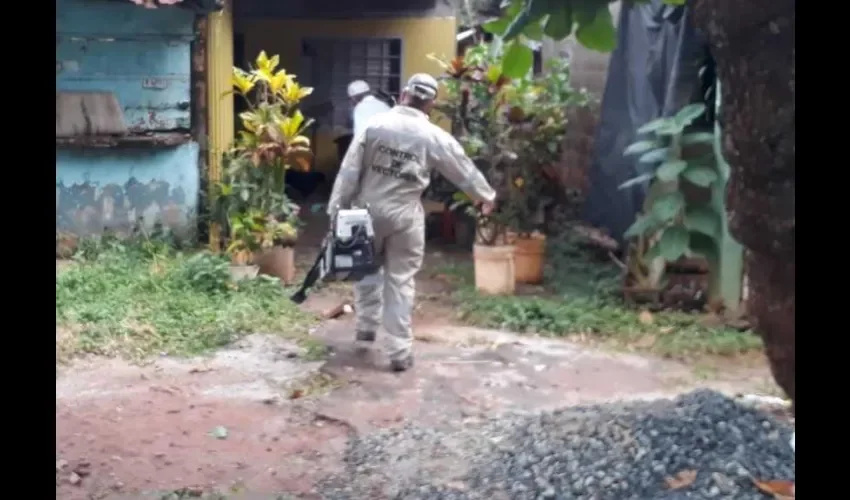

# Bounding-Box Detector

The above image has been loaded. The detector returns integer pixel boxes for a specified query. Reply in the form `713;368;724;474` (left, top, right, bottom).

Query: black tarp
582;0;705;246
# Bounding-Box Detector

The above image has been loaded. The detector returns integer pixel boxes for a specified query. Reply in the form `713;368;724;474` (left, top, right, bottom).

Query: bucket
473;244;516;295
513;234;546;284
255;246;296;285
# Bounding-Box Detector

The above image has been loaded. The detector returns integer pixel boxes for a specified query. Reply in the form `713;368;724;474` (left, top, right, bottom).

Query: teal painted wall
56;0;194;131
56;144;200;238
56;0;199;239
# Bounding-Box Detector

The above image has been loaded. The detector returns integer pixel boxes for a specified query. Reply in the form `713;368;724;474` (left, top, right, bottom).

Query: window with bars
300;37;403;130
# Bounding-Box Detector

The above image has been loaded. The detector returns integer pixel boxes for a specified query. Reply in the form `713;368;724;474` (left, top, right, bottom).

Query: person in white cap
347;80;392;139
328;73;497;372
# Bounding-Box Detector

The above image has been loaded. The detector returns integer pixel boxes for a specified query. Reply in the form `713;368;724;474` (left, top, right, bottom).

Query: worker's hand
479;201;496;216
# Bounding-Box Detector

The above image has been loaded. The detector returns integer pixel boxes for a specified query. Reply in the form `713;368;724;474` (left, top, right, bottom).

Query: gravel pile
318;390;794;500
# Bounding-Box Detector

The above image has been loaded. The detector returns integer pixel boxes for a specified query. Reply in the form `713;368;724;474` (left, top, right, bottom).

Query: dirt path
56;282;776;499
57;215;778;498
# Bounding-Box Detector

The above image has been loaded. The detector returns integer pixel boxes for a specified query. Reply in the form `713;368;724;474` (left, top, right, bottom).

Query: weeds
56;236;315;363
435;228;762;358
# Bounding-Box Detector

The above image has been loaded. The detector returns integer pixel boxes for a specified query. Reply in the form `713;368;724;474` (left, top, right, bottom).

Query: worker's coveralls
327;105;496;361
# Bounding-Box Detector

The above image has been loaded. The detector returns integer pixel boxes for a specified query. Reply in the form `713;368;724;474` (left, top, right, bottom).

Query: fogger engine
290;206;378;304
324;207;378;280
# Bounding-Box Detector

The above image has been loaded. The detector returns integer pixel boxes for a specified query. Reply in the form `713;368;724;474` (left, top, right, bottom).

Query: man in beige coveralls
327;73;497;371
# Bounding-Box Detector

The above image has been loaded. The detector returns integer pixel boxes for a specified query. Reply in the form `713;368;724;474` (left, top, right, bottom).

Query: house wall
542;1;621;197
56;145;200;238
56;0;199;239
235;16;457;175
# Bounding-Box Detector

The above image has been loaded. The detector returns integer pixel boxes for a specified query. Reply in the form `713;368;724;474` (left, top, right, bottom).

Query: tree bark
691;0;795;409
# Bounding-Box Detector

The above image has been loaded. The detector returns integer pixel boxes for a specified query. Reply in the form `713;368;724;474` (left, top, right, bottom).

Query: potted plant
212;51;314;283
430;46;519;294
432;45;586;287
225;211;262;280
226;210;298;282
502;59;586;283
450;191;516;295
253;202;300;285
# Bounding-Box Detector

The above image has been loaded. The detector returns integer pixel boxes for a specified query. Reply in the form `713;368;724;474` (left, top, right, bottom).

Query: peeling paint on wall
56;0;200;242
56;142;200;239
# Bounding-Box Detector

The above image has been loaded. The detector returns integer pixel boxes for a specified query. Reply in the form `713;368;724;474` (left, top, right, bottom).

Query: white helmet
404;73;439;100
347;80;370;98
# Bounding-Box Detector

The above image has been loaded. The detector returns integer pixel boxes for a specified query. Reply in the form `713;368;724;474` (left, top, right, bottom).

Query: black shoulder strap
371;89;396;108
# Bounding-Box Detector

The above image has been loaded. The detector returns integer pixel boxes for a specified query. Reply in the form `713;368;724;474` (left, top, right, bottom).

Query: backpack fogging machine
290;206;379;304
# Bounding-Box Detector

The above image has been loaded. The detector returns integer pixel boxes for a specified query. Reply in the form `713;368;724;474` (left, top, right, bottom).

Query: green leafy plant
212;51;312;253
226;210;298;260
619;103;720;287
429;44;587;244
172;252;232;295
481;0;692;77
482;0;621;78
432;224;759;358
56;238;315;363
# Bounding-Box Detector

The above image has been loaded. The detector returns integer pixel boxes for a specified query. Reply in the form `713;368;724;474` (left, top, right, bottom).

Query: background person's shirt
352;95;391;138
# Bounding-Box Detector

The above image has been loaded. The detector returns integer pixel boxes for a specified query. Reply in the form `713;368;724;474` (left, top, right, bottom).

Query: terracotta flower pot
255;245;296;285
473;243;516;295
512;233;547;284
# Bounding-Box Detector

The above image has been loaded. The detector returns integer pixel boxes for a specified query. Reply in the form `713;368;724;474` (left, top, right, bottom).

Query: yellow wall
235;16;457;174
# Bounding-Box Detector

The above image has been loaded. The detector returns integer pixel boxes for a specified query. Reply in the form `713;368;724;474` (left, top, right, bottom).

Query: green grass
56;237;316;363
434;231;762;358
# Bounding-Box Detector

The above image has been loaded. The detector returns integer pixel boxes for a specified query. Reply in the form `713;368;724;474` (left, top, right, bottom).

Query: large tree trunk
690;0;795;410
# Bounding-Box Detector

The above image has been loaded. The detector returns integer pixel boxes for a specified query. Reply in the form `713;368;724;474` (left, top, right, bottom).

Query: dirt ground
56;212;780;499
56;282;777;499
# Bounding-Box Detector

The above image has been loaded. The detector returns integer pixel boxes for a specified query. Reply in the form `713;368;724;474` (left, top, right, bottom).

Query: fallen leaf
209;426;229;440
289;388;305;399
665;469;697;490
323;302;354;319
638;310;654;325
753;479;795;498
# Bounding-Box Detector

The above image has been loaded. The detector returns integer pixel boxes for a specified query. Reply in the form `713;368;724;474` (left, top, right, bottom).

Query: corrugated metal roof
130;0;184;8
127;0;224;13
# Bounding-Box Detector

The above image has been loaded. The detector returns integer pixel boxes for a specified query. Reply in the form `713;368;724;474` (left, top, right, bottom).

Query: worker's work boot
355;330;376;342
390;354;414;372
355;331;376;355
